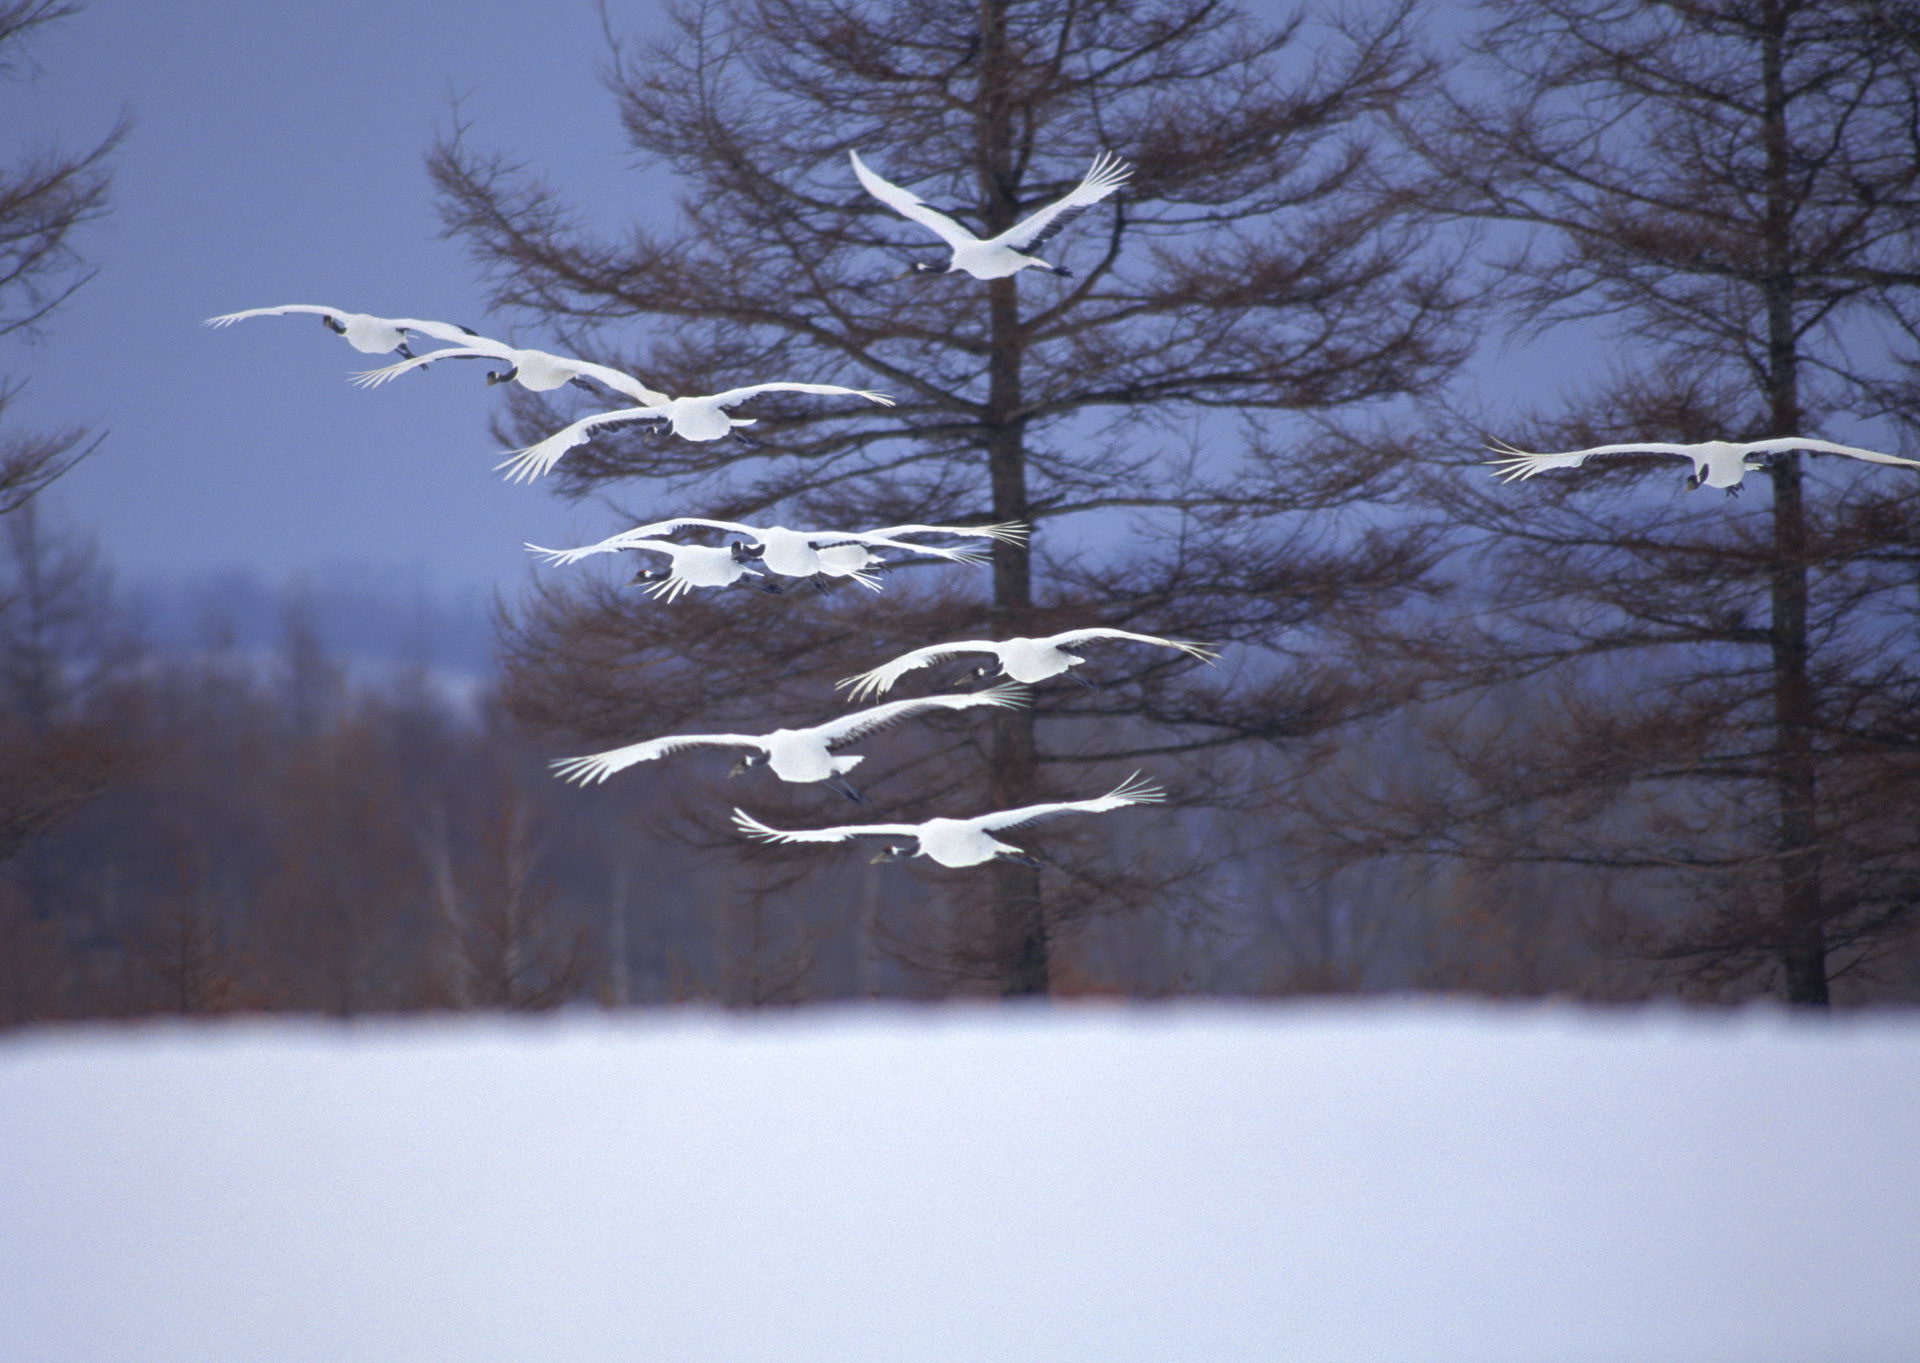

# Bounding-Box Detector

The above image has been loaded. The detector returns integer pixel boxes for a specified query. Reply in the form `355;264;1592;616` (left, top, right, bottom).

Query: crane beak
727;757;751;777
868;847;895;864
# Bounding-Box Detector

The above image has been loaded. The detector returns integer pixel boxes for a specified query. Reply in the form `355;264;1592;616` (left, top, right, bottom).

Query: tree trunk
1760;1;1828;1006
978;0;1046;995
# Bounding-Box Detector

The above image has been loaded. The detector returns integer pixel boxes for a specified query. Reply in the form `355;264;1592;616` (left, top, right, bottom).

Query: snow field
3;1000;1917;1363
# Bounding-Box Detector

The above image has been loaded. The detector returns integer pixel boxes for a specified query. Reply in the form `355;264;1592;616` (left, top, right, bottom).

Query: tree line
5;0;1918;1023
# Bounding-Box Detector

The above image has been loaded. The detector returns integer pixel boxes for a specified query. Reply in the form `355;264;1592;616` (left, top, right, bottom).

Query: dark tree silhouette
0;0;136;886
1347;0;1920;1004
0;0;124;509
429;0;1474;994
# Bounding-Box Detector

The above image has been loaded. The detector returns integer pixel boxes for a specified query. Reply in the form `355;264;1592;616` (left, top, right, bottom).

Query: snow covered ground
4;1000;1917;1363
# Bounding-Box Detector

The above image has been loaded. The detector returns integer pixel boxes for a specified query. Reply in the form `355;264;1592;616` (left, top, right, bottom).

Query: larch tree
0;0;123;511
1345;0;1920;1004
0;0;136;885
430;0;1474;994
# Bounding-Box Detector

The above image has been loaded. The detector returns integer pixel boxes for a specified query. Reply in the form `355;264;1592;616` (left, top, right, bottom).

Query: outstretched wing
496;405;669;483
524;535;677;567
834;640;1001;702
810;683;1031;750
859;520;1030;546
561;359;672;406
732;807;919;846
550;733;761;785
1483;436;1699;482
350;345;506;388
621;516;763;540
828;535;990;564
1749;437;1920;470
205;304;337;327
704;383;896;411
975;772;1166;832
1044;628;1221;664
384;317;485;345
991;152;1132;253
848;151;980;249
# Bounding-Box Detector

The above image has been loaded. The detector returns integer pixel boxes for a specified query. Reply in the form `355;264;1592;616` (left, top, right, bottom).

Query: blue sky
7;0;668;608
6;0;1631;615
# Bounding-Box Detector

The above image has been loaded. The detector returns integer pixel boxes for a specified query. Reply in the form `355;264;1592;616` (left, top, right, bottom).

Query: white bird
526;528;879;592
526;537;778;601
837;628;1221;702
551;683;1029;802
350;336;668;404
850;149;1132;280
606;517;1026;584
204;306;480;357
1485;435;1920;496
495;384;897;483
733;772;1166;868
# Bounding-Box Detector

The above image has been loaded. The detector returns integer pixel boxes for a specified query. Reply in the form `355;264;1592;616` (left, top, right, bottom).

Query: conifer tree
432;0;1472;993
1353;0;1920;1004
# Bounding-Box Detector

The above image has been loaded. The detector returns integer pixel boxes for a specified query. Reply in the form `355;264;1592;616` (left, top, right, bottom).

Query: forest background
5;0;1918;1022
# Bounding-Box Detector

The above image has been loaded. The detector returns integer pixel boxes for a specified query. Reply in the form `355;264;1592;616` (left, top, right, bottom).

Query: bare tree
0;0;123;508
1354;0;1920;1004
431;0;1474;994
441;782;596;1010
0;0;135;886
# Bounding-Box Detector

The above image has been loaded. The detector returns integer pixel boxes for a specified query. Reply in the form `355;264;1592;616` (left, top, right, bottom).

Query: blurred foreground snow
4;1000;1917;1363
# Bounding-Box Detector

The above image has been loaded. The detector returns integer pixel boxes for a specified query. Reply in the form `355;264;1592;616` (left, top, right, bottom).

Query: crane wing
854;520;1030;545
383;317;484;344
1483;436;1700;482
849;151;980;249
524;535;676;568
1044;628;1221;663
561;359;672;406
812;683;1031;750
495;405;669;483
991;152;1132;252
834;641;1000;702
350;345;506;389
975;772;1167;832
732;808;919;845
205;304;338;326
825;535;989;564
621;516;763;540
1749;437;1920;469
704;383;895;411
551;733;761;785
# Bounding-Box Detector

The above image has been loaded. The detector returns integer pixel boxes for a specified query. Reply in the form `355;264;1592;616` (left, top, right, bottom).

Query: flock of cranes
209;145;1920;870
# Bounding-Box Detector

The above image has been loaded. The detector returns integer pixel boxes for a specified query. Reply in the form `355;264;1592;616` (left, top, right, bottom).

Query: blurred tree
431;0;1474;994
0;0;124;509
1345;0;1920;1004
439;782;596;1010
0;0;136;888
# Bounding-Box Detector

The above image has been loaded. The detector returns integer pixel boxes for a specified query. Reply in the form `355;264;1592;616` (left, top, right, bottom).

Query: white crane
349;336;668;404
526;537;778;602
600;517;1026;583
838;628;1220;702
525;527;877;592
204;305;480;357
551;683;1029;802
850;150;1132;280
1485;435;1920;495
494;384;896;483
733;772;1166;868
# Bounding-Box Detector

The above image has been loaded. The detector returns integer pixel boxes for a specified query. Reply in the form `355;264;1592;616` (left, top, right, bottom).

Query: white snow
3;1000;1917;1363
